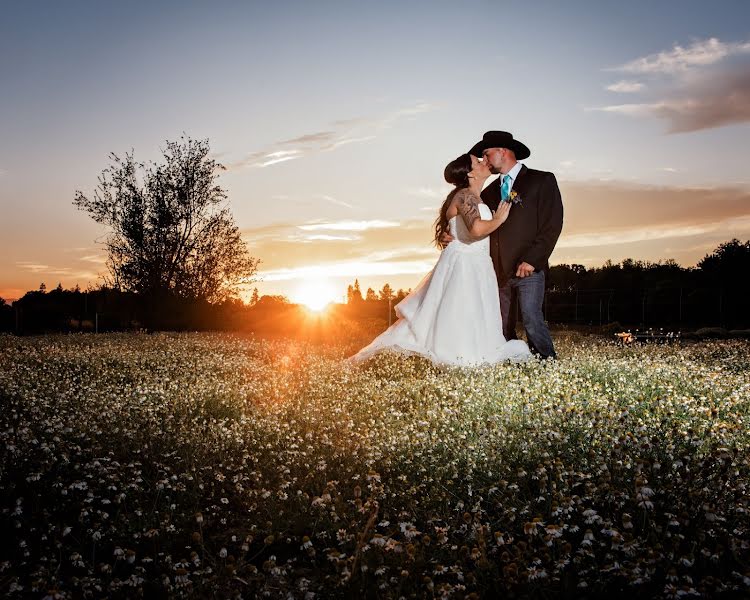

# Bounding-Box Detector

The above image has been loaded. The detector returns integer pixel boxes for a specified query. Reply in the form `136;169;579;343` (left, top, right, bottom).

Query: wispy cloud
313;194;356;210
606;80;644;93
594;103;653;116
279;131;336;145
297;220;399;232
379;102;437;128
251;149;303;167
331;117;371;128
593;37;750;133
407;185;452;200
78;254;107;264
16;262;51;274
558;223;723;249
63;246;98;253
241;218;418;254
359;247;438;262
302;234;360;242
259;156;299;167
258;256;436;282
227;101;438;169
610;38;750;75
16;261;100;279
320;135;376;151
593;70;750;132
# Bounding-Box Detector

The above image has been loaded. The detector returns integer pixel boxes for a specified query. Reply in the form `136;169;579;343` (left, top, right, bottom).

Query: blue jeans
499;270;556;359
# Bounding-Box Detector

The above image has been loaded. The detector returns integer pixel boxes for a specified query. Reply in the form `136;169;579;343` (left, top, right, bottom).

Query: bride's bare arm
457;189;509;238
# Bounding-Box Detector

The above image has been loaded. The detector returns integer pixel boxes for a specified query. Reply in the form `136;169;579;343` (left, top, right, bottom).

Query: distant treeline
2;239;749;334
543;238;748;329
0;287;383;344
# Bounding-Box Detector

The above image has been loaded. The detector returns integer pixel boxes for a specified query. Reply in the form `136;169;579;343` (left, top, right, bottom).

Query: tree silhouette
0;298;11;332
394;288;408;302
347;279;363;304
698;239;750;279
73;135;259;303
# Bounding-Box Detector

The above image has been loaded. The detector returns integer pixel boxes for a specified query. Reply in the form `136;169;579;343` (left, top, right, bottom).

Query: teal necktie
500;175;512;202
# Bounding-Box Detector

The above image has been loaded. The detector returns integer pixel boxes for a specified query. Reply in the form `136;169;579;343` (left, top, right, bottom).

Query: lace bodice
448;193;492;253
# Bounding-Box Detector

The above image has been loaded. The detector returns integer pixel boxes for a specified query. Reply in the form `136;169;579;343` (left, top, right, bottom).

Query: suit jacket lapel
511;164;528;195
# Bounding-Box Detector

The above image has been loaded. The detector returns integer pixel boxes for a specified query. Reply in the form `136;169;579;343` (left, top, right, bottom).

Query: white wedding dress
350;203;531;366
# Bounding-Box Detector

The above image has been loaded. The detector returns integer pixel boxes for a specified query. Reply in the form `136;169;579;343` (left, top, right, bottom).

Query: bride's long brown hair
434;153;473;248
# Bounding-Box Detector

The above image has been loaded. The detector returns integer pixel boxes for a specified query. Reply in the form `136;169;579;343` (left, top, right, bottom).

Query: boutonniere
506;190;523;206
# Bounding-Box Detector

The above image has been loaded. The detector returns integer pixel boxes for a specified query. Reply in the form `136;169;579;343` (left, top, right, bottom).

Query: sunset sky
1;0;749;304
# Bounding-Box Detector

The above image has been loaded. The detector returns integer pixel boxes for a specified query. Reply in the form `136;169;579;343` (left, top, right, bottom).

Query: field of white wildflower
1;332;749;599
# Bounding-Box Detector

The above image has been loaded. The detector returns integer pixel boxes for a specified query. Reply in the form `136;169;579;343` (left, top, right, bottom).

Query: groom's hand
439;232;454;248
515;262;535;278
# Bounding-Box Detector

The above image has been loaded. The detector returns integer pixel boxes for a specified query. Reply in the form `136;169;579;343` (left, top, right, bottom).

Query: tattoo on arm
458;191;480;231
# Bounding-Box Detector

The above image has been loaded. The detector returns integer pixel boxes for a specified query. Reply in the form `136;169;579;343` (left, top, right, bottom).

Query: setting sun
293;279;338;312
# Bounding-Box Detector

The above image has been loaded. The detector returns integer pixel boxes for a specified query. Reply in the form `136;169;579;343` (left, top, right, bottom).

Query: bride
349;153;531;366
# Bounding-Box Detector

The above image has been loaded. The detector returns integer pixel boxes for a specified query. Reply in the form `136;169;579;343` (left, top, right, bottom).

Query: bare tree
74;135;259;303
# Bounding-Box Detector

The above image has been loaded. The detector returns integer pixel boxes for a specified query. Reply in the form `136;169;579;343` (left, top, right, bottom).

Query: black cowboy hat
468;131;530;160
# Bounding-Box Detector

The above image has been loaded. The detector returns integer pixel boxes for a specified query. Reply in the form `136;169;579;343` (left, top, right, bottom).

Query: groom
465;131;563;359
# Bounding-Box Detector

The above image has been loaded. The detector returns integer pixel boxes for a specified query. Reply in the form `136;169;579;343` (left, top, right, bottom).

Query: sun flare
293;279;338;312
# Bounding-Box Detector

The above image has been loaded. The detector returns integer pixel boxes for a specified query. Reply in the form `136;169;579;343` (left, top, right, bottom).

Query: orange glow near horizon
292;279;338;312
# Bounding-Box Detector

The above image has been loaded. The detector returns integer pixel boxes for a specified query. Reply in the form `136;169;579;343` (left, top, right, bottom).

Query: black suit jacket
481;164;563;285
